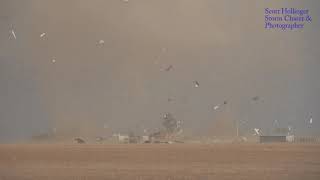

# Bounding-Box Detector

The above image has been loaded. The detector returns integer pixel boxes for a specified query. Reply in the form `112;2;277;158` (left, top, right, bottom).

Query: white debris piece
193;81;199;88
11;29;16;39
40;32;46;38
52;59;56;63
309;117;313;124
213;105;219;110
254;128;260;135
98;39;105;45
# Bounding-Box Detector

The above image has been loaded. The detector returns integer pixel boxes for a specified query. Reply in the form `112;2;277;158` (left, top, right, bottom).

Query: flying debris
98;39;105;45
254;128;260;136
74;138;86;144
288;126;292;135
239;120;248;125
96;136;104;143
168;97;174;102
309;116;313;124
52;59;56;63
11;29;16;39
40;33;46;38
223;100;228;105
252;96;260;101
213;105;219;110
162;113;181;133
165;65;173;72
193;81;200;88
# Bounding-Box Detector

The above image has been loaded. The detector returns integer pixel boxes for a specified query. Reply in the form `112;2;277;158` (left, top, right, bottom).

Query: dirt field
0;144;319;180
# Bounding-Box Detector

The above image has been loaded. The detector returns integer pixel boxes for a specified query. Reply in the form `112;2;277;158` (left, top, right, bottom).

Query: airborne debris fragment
252;96;260;101
254;128;260;135
11;29;16;39
168;97;174;102
165;65;173;72
52;59;56;63
193;81;200;88
309;116;313;124
213;105;219;110
96;136;104;143
223;100;228;105
98;39;105;45
40;33;46;38
74;138;85;144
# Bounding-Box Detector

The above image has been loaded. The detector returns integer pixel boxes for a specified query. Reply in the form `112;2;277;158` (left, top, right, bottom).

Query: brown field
0;144;320;180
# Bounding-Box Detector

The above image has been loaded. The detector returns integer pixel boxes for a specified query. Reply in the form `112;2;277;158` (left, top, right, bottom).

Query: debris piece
11;29;16;39
40;32;46;38
223;100;228;105
162;113;181;133
252;96;260;101
213;105;219;110
165;65;173;72
52;59;56;63
254;128;260;135
96;136;104;142
74;138;85;144
309;116;313;124
168;97;174;102
193;81;199;88
98;39;105;45
241;137;248;142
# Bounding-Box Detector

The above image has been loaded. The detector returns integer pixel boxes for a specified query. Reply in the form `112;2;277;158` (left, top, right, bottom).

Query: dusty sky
0;0;319;142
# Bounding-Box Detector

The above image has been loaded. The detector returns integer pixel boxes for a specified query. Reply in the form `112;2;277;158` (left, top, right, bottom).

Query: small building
260;136;286;143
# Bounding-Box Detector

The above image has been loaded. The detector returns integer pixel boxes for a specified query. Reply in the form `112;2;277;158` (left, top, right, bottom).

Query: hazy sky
0;0;319;142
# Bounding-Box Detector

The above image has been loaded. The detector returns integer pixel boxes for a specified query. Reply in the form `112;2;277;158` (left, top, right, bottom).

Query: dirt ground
0;143;319;180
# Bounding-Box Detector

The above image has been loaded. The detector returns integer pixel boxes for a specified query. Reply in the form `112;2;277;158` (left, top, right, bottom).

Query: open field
0;144;320;180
